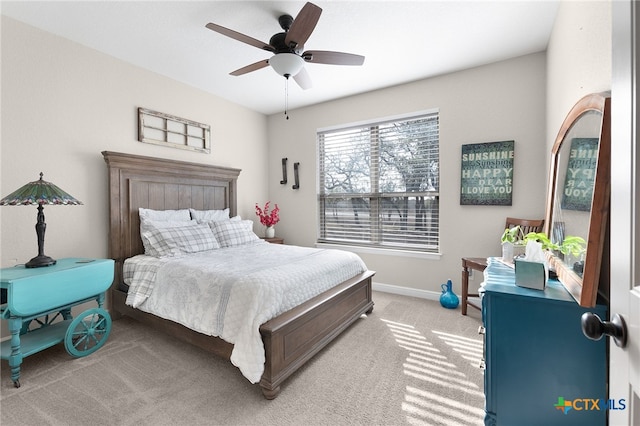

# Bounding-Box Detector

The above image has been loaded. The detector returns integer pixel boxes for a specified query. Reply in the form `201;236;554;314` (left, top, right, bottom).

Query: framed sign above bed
138;107;211;154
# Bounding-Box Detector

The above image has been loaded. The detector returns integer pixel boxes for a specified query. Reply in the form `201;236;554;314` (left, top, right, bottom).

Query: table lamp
0;172;82;268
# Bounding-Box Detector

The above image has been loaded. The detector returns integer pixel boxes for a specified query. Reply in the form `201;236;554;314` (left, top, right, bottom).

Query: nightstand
262;237;284;244
0;258;114;387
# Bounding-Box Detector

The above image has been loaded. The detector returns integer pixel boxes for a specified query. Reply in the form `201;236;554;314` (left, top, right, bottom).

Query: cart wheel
64;308;111;358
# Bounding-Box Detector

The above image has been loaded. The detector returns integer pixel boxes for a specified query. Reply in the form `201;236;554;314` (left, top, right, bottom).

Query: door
610;1;639;425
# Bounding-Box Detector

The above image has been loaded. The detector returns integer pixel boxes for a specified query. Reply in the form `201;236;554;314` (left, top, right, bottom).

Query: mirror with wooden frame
544;92;611;307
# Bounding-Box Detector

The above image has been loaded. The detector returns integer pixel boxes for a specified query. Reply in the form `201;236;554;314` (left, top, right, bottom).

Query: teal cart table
0;258;114;387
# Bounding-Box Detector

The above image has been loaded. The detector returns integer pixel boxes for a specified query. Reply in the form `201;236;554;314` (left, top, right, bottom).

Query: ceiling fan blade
303;50;365;66
285;2;322;49
230;60;270;76
293;68;312;90
206;23;274;52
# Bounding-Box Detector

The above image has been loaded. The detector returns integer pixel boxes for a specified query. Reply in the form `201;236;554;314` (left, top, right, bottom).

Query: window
317;110;440;253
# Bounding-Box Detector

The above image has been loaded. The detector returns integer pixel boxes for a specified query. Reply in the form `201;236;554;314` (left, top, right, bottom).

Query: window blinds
318;112;440;252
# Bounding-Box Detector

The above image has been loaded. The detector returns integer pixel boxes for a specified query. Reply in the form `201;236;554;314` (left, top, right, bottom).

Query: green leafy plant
522;231;586;257
522;232;558;251
501;226;522;244
499;227;586;259
557;235;587;257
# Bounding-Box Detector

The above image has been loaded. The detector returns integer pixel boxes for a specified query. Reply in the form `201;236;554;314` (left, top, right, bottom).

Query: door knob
581;312;628;348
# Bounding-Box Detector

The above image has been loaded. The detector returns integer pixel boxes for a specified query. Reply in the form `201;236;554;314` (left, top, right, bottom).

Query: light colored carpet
0;291;485;425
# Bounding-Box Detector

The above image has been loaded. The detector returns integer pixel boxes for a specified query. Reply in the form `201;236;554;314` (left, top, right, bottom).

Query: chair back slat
505;217;545;239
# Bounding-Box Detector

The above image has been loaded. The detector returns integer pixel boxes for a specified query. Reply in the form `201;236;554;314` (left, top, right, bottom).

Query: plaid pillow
209;220;259;248
142;222;219;257
140;218;196;254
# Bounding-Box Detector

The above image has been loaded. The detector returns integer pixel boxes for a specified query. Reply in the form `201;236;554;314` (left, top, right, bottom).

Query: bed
102;151;375;399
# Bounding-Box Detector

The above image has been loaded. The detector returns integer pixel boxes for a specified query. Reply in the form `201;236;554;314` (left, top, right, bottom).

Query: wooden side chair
504;217;546;239
461;217;545;315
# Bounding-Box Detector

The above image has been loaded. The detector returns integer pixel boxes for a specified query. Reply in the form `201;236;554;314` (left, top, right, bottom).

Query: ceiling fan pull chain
284;76;290;120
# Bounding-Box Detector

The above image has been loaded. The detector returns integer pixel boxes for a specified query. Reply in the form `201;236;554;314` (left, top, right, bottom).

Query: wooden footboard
110;270;374;399
260;270;374;399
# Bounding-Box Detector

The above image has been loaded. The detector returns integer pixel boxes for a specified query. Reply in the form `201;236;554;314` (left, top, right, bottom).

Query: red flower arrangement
255;201;280;227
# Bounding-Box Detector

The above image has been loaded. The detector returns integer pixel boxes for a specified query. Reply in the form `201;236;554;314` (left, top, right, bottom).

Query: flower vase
439;279;459;309
265;226;275;238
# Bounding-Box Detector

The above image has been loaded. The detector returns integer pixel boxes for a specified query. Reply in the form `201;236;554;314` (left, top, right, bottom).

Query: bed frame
102;151;374;399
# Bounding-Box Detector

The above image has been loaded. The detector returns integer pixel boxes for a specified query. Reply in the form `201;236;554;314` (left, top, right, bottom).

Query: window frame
317;109;440;254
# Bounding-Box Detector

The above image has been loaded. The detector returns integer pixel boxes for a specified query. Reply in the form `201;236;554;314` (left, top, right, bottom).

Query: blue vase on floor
440;279;459;309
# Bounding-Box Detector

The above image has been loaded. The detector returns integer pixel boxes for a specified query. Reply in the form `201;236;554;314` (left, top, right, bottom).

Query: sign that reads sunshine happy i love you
561;137;599;212
460;140;514;206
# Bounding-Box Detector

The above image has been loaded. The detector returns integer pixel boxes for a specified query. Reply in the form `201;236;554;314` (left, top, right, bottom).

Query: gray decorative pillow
142;222;219;257
209;220;259;248
140;218;196;254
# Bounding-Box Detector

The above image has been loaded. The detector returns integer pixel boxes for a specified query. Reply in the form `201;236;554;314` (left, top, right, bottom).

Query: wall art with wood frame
138;107;211;154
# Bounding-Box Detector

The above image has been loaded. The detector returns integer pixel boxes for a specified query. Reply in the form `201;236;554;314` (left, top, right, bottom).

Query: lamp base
25;255;56;268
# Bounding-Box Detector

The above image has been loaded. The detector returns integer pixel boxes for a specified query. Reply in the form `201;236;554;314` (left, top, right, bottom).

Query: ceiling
1;1;559;116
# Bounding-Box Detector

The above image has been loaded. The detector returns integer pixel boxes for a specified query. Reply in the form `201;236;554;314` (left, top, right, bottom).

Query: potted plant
255;201;280;238
521;231;587;276
500;225;521;262
501;225;522;244
557;235;587;275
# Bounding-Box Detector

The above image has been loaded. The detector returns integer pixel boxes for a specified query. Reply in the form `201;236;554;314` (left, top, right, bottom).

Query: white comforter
123;241;367;383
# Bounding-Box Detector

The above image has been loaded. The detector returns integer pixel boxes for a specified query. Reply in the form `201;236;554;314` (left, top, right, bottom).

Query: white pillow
142;222;220;257
139;208;191;222
189;208;230;222
140;218;195;230
208;220;259;248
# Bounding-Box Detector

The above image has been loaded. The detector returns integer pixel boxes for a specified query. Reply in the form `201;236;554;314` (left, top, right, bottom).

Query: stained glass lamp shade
0;172;82;268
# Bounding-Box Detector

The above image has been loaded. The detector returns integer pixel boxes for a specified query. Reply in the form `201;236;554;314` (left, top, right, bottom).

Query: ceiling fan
205;2;365;90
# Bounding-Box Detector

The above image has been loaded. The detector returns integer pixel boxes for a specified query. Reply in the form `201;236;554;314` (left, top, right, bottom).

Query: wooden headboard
102;151;241;287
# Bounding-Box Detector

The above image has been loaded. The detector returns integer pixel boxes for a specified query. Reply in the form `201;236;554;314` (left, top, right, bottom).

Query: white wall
1;0;612;300
546;1;612;152
0;17;269;268
266;53;548;295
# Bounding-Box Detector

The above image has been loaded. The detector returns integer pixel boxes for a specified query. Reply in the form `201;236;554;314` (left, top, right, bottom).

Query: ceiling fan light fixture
269;53;304;77
206;1;364;91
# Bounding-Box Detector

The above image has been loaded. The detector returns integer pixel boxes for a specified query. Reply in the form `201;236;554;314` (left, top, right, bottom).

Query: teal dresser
1;258;114;387
481;257;607;426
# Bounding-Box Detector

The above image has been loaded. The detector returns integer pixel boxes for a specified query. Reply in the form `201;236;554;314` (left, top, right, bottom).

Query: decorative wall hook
280;158;288;184
292;162;300;190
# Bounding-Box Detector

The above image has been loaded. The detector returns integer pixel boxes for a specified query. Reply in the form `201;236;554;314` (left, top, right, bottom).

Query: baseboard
372;281;441;302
